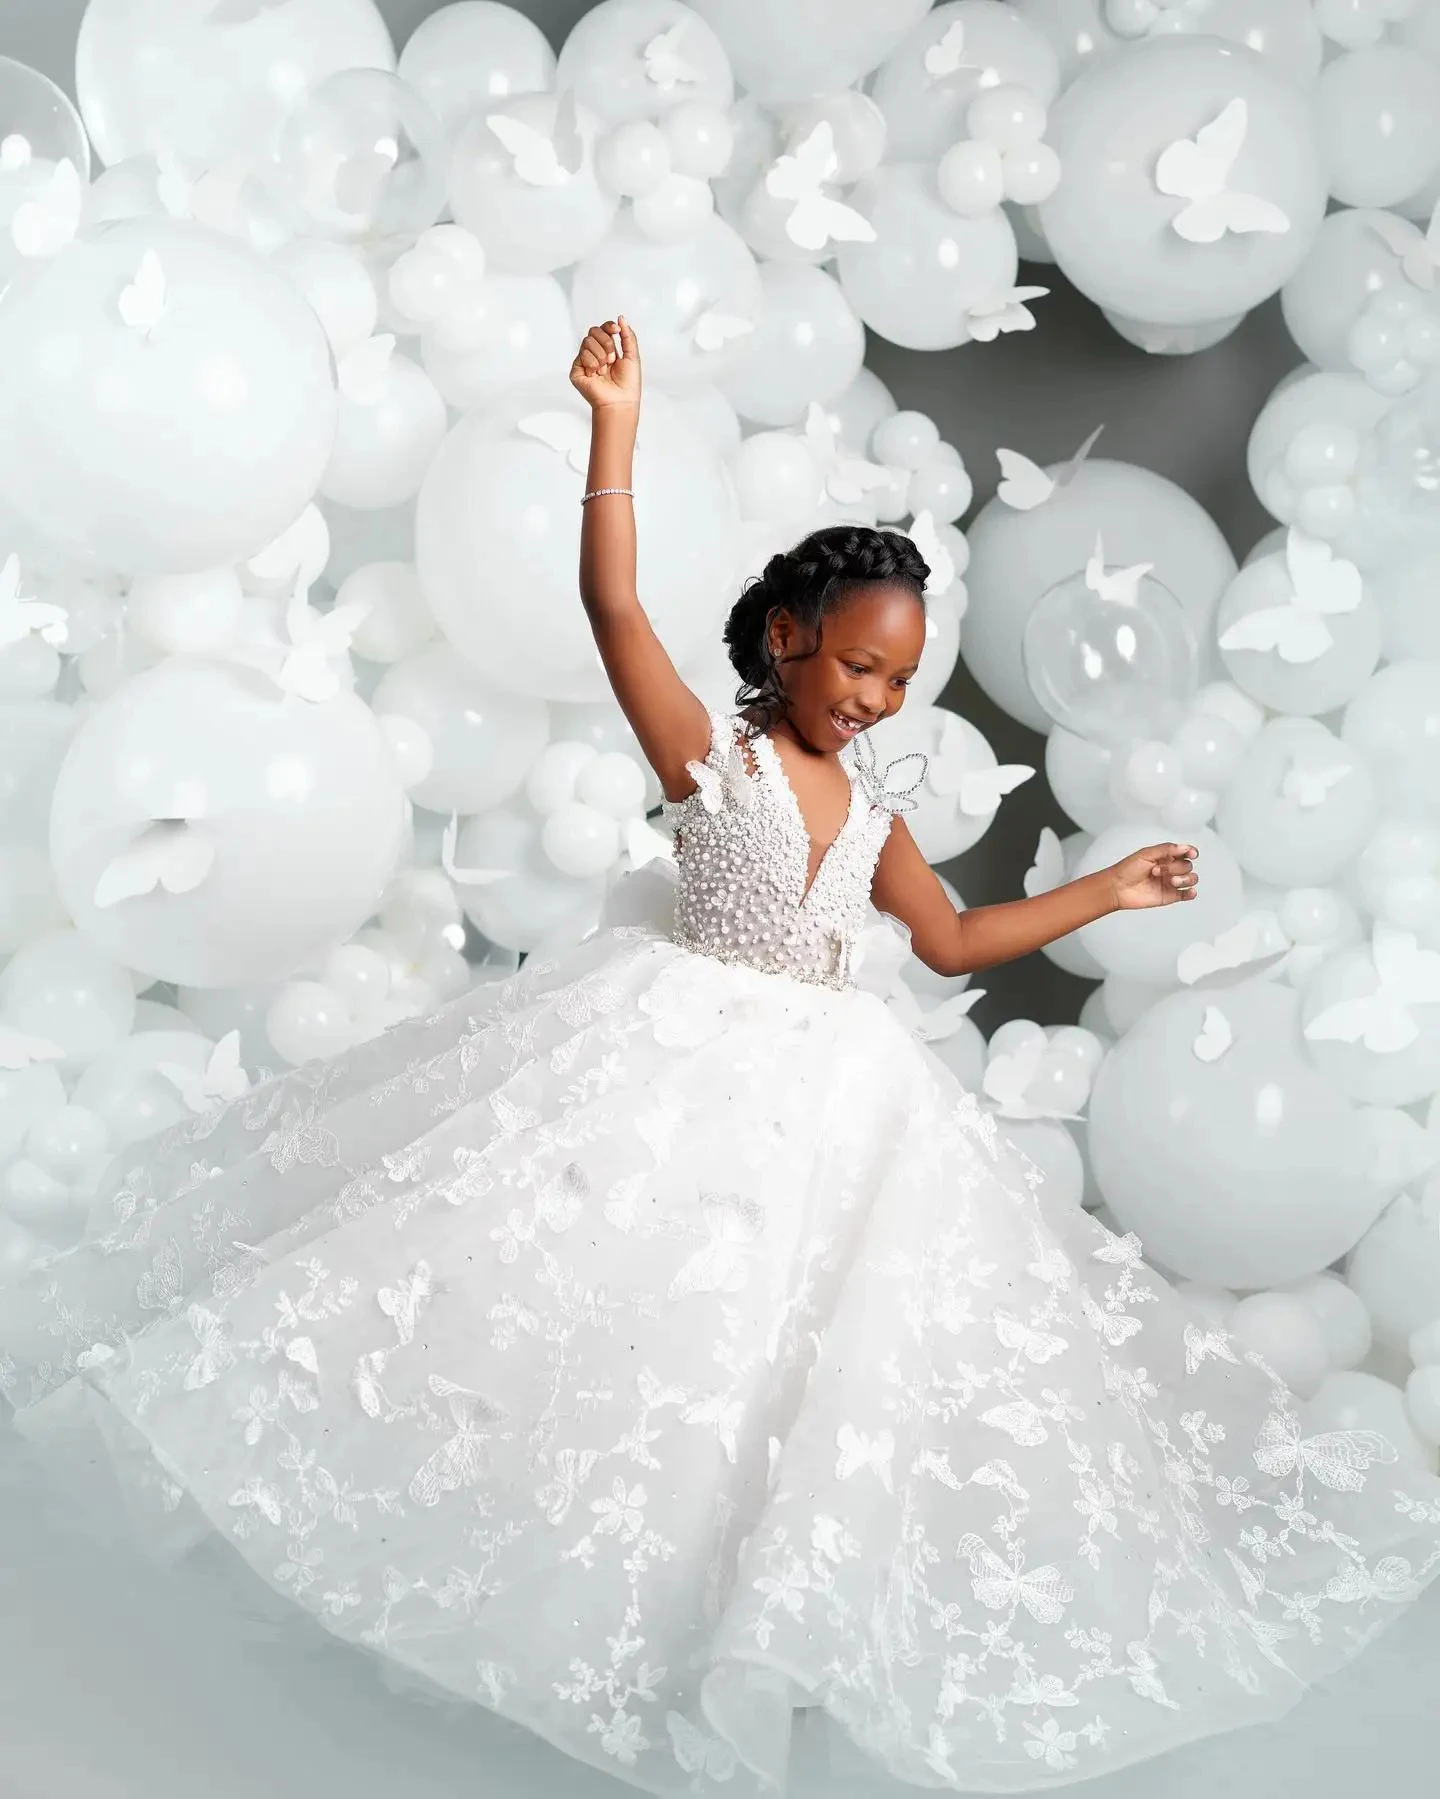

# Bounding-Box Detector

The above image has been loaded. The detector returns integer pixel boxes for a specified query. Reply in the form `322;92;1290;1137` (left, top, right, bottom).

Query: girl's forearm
952;872;1118;974
578;405;640;616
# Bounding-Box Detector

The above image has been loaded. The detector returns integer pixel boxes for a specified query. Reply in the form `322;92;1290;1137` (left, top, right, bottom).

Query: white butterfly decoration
0;1025;65;1071
1175;909;1291;987
441;812;513;887
1024;826;1065;898
1252;1408;1397;1491
923;21;983;80
983;1028;1081;1121
1192;1004;1232;1063
995;424;1105;512
159;1030;251;1113
684;742;754;815
1084;531;1153;606
1367;200;1440;292
1280;751;1354;809
337;333;396;405
961;285;1050;344
927;713;1034;815
886;982;987;1043
154;149;248;232
1218;530;1362;664
849;730;927;815
517;410;589;473
1305;925;1440;1055
624;815;675;869
801;402;892;506
763;122;876;252
486;91;583;188
907;509;956;598
666;1711;738;1784
956;1533;1074;1623
643;23;701;90
0;554;69;650
0;134;31;171
1154;99;1291;243
245;504;330;590
834;1421;895;1489
276;586;369;703
93;819;216;910
378;1261;436;1346
691;307;753;353
118;248;168;341
11;157;82;258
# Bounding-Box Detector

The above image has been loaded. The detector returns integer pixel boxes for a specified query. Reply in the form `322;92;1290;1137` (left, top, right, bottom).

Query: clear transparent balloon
1022;566;1198;746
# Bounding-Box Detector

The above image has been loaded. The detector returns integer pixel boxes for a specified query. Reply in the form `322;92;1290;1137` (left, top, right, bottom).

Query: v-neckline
750;729;862;908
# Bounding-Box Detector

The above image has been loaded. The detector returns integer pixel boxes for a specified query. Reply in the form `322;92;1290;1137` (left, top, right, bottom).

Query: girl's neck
758;714;836;763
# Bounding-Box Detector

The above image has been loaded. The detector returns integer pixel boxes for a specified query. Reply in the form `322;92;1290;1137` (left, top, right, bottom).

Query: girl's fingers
584;328;617;364
617;314;638;356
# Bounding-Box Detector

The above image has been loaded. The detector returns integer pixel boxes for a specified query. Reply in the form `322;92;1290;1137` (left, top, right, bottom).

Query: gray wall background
2;0;1296;1028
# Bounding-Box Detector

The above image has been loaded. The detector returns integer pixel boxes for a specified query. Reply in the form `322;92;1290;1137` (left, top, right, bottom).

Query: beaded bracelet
581;487;634;503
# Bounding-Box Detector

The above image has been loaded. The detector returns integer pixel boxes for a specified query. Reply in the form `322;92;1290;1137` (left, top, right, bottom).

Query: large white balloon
717;261;865;425
1088;982;1381;1288
1316;45;1440;209
1039;37;1327;326
1342;660;1440;821
556;0;735;125
1215;719;1377;888
49;659;406;987
0;221;336;575
0;929;136;1070
397;0;556;142
418;385;737;703
1215;549;1383;714
420;274;575;411
1074;823;1244;983
75;0;396;169
689;0;933;104
962;460;1236;734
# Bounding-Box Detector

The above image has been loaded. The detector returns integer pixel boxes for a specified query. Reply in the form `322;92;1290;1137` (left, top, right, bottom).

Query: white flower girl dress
3;711;1439;1796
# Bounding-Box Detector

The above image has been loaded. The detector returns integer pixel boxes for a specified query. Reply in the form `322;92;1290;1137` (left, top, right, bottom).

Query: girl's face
767;583;926;753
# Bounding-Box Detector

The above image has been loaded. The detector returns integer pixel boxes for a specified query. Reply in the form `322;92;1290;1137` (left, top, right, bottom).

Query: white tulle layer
3;908;1440;1797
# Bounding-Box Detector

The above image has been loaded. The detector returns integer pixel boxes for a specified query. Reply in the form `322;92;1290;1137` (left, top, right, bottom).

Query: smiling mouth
830;711;869;738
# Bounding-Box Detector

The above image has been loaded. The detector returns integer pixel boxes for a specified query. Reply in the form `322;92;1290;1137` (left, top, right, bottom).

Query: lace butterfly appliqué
849;731;927;815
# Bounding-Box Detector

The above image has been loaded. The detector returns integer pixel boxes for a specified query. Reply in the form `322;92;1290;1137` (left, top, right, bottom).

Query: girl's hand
570;316;641;410
1108;842;1199;910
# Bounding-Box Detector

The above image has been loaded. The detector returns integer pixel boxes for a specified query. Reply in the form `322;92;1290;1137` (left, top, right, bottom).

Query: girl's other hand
570;316;641;410
1108;843;1199;910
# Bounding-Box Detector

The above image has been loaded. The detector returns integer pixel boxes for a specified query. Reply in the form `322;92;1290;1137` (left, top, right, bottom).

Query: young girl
3;321;1438;1799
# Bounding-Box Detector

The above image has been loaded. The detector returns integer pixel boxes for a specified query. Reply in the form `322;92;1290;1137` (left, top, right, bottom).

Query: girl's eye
845;663;868;676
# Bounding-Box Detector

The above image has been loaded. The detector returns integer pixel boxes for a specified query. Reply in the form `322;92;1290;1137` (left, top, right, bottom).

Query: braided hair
723;525;930;728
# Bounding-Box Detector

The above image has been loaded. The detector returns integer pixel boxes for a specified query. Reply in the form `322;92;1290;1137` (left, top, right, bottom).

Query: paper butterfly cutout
1024;826;1065;898
643;23;701;90
159;1031;251;1112
907;509;955;597
0;554;68;649
962;285;1049;344
764;122;876;252
1305;925;1440;1054
94;819;215;909
849;729;927;814
692;308;753;352
486;91;582;188
924;21;983;80
801;401;892;505
155;149;248;231
11;157;81;258
1281;751;1353;809
1192;1004;1232;1063
1154;99;1290;243
1085;532;1152;606
0;1026;65;1071
1366;199;1440;291
118;249;168;340
1218;530;1362;664
926;713;1033;813
517;410;589;472
278;586;369;703
245;504;330;589
684;742;754;815
995;424;1105;512
337;333;395;404
983;1029;1083;1121
1175;909;1291;987
441;812;513;886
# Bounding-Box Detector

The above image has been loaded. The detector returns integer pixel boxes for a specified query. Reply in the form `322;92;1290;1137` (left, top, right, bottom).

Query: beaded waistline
670;925;855;993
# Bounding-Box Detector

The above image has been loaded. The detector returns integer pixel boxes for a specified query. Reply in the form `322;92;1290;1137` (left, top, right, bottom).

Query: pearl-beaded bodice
661;713;908;991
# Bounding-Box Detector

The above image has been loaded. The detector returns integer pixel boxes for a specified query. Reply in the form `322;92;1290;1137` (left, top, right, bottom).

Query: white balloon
1088;982;1379;1287
729;433;822;522
908;586;962;710
397;0;555;142
75;0;396;168
1075;824;1243;983
341;561;435;663
372;645;549;815
542;801;622;877
1346;1185;1440;1353
575;751;649;818
527;741;599;816
1039;37;1327;326
0;221;337;575
1227;1290;1330;1399
421;274;575;410
1306;1368;1435;1469
1215;718;1377;886
556;0;735;127
1285;1271;1373;1371
1342;660;1440;822
50;658;406;988
453;803;604;953
690;0;933;105
266;980;354;1066
1316;45;1440;209
596;119;673;197
126;566;245;656
319;350;446;510
0;843;67;952
272;239;379;357
0;929;136;1068
1280;208;1412;372
836;164;1020;352
963;460;1236;734
1299;937;1440;1108
718;261;865;425
663;99;737;180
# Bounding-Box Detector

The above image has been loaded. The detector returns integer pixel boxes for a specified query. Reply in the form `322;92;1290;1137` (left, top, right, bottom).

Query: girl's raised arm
570;317;712;800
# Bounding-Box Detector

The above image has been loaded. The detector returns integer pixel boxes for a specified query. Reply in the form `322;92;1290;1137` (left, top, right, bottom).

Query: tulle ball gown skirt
3;909;1439;1795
